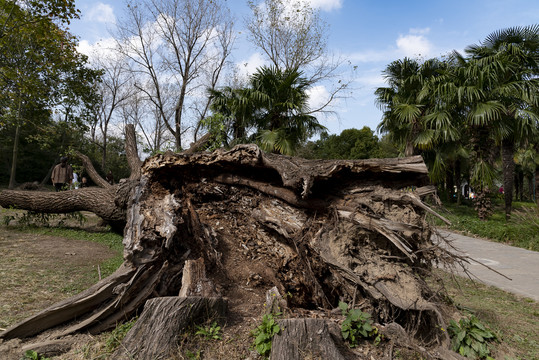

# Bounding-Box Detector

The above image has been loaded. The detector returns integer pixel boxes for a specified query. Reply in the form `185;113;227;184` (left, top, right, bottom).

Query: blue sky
69;0;539;137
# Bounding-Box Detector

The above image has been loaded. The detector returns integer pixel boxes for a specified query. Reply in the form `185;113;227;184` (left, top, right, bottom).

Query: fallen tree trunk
1;144;457;358
0;181;136;231
0;125;211;231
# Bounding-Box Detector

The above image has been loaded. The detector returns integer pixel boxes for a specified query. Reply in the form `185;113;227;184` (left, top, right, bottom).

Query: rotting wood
270;318;348;360
113;296;227;360
178;258;219;297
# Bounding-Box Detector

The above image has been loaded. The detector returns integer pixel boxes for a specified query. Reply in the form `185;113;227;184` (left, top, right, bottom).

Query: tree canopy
0;0;100;188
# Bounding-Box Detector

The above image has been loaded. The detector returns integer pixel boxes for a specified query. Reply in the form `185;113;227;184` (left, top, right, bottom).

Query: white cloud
237;53;267;79
76;36;119;62
346;28;433;64
355;72;385;88
396;33;432;58
307;85;330;111
409;27;430;35
86;3;115;24
347;49;394;63
308;0;343;12
76;39;93;57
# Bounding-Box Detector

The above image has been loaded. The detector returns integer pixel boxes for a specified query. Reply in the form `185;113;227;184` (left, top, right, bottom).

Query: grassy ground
432;270;539;360
432;199;539;251
0;210;124;330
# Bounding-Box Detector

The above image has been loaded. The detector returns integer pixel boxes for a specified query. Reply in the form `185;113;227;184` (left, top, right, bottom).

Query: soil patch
0;228;116;330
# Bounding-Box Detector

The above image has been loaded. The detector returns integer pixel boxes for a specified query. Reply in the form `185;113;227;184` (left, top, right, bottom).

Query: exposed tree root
1;145;464;359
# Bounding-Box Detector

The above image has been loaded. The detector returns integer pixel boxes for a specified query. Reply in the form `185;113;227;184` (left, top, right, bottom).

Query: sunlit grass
432;199;539;251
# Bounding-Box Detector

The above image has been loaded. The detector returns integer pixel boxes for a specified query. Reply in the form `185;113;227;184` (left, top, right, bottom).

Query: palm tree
376;58;447;157
247;66;325;155
206;66;325;155
463;25;539;219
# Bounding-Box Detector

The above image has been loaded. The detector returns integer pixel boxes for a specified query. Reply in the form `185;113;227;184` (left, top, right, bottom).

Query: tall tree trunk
535;168;539;206
8;122;21;189
125;124;142;180
101;133;107;173
501;138;515;220
517;171;524;201
446;169;455;202
455;159;462;205
514;172;520;201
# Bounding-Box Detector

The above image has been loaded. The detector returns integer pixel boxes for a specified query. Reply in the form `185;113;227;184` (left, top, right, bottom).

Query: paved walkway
435;229;539;301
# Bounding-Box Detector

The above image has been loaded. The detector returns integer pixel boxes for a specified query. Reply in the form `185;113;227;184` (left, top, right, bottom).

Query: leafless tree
87;47;134;170
115;0;235;150
245;0;352;114
119;88;173;155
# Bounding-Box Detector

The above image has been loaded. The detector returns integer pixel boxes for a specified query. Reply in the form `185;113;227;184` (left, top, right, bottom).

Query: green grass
432;270;539;360
0;209;124;281
432;199;539;251
18;227;123;280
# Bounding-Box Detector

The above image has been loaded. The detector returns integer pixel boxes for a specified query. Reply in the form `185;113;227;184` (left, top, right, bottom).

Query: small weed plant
2;209;87;227
251;312;281;358
448;315;498;359
104;318;137;353
195;321;222;340
22;350;50;360
339;301;380;347
185;349;203;359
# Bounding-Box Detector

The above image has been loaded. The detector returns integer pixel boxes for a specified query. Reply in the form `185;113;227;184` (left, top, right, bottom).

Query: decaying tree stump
270;318;349;360
1;144;459;358
113;297;227;359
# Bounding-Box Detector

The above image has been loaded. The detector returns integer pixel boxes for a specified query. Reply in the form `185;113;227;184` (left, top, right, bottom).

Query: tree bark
501;138;515;220
73;151;112;189
113;296;227;359
8;122;21;190
270;318;348;360
0;186;124;226
125;124;142;180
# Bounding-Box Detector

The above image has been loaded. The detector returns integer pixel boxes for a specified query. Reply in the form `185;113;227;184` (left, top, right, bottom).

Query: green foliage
201;113;228;151
104;318;138;353
185;349;203;359
2;211;87;228
208;66;325;155
300;127;391;160
0;0;100;187
376;25;539;215
251;313;281;358
448;315;498;359
195;321;222;340
338;301;379;347
21;350;50;360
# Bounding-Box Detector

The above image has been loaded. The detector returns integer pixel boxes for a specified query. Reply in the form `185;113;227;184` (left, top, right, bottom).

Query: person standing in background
51;156;73;191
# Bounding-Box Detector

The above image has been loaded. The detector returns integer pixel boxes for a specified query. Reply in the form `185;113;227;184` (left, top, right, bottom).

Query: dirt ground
0;214;120;359
0;230;115;330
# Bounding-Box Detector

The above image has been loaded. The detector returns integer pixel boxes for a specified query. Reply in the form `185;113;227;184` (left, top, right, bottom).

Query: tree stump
113;296;227;359
270;318;349;360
